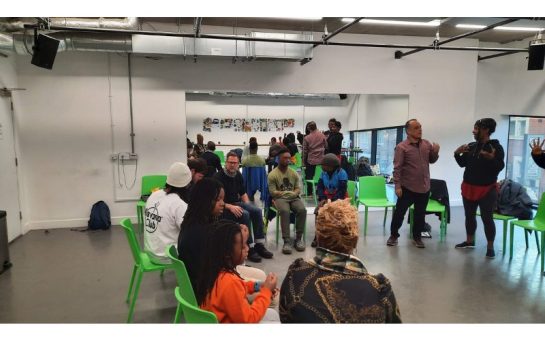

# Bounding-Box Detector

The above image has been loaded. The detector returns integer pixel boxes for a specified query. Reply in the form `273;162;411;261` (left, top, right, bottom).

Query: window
506;116;545;203
351;126;404;176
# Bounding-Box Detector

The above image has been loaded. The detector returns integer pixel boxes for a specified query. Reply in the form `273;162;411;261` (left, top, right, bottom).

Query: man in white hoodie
144;162;192;264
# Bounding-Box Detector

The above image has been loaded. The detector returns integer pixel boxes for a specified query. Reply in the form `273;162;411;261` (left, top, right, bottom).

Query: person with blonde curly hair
279;199;402;323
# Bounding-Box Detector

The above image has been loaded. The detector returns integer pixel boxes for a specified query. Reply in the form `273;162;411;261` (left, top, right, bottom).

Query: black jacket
326;131;343;155
454;139;505;186
497;179;533;220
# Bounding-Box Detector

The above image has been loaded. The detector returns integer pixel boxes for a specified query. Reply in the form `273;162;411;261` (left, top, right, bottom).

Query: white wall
475;38;545;181
6;32;508;230
0;56;23;241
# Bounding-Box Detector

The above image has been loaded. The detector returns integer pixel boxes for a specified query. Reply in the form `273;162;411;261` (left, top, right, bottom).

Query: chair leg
127;270;143;323
174;303;182;323
126;265;137;303
540;231;544;275
383;207;388;229
524;230;529;249
502;221;508;255
536;230;541;253
275;215;280;245
160;269;165;277
509;225;515;260
364;206;369;236
312;183;318;206
409;208;414;238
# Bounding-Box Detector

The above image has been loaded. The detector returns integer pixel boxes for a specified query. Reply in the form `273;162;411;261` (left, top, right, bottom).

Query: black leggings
462;187;497;242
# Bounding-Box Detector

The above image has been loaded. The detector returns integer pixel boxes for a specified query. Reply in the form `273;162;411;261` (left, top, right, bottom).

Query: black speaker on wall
528;43;545;71
31;34;60;70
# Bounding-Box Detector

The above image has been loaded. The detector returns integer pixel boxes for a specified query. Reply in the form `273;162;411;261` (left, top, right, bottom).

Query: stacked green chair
166;245;198;323
136;175;167;241
357;176;396;236
120;218;173;323
347;180;358;207
214;150;226;167
305;165;323;206
409;198;448;242
174;287;218;323
509;193;545;275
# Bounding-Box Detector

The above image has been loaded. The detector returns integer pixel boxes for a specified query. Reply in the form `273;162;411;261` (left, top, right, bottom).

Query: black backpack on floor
88;201;111;230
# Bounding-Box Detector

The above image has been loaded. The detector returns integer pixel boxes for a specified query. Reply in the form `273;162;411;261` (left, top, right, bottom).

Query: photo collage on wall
203;117;295;132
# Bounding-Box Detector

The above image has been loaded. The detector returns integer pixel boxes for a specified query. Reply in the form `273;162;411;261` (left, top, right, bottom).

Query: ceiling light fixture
274;17;322;21
342;18;440;27
457;24;545;32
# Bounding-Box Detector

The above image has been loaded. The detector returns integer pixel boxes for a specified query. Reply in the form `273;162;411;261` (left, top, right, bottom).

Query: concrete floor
1;205;544;323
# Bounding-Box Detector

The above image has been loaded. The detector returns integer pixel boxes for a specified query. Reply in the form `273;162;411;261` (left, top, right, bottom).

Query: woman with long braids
177;177;225;288
196;220;280;323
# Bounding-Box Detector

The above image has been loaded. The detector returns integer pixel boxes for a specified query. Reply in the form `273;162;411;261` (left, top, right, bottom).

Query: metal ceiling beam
313;17;364;48
478;51;520;61
23;24;529;54
395;18;520;59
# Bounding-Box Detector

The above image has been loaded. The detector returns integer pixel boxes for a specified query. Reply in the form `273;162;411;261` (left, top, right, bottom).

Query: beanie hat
322;153;340;168
475;118;496;134
166;162;192;188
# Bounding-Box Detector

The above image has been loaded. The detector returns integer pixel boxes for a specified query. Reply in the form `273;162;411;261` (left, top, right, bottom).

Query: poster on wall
203;117;295;132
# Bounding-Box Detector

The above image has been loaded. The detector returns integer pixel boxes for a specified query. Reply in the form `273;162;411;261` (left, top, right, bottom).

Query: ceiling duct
1;30;313;62
0;17;138;33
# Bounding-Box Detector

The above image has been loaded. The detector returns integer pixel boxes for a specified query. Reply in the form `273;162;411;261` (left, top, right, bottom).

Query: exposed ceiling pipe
395;18;520;59
313;17;364;48
193;17;203;38
22;24;530;54
478;51;520;61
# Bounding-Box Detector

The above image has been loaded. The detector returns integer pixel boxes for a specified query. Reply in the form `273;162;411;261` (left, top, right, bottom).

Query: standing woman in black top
453;118;505;258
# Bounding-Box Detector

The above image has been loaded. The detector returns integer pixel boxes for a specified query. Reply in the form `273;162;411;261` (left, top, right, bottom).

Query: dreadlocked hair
181;178;223;230
316;199;359;254
193;219;243;306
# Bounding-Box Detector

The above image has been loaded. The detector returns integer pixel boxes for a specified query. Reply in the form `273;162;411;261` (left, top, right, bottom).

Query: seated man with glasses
214;151;273;263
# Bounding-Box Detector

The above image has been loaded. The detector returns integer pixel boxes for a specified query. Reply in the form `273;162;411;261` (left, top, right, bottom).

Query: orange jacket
201;271;272;323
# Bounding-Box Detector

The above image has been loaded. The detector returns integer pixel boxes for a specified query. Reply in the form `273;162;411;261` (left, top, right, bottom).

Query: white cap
166;162;191;188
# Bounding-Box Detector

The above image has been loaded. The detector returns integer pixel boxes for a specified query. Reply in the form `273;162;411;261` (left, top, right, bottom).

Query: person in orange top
195;219;280;323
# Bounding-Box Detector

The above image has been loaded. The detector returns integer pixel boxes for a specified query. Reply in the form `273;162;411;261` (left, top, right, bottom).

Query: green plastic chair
348;156;355;165
510;193;545;275
270;204;306;245
214;150;226;167
120;218;173;323
174;287;218;324
305;165;323;206
409;198;448;242
166;245;198;323
357;176;396;236
288;152;302;171
347;180;358;207
476;211;518;254
136;174;167;240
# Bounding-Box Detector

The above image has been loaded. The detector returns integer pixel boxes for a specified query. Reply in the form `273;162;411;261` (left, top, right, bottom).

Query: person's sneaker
294;239;306;252
386;235;398;246
413;238;425;248
311;236;317;248
247;247;262;263
282;242;293;255
455;241;475;249
254;243;273;259
486;248;495;258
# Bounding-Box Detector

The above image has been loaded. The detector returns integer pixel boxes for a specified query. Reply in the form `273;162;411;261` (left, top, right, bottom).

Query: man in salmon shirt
387;119;440;248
